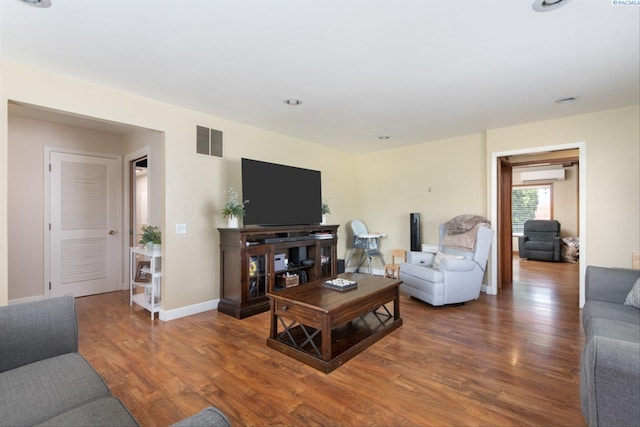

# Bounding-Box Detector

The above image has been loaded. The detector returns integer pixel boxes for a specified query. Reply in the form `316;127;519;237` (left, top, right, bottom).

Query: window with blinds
512;184;553;235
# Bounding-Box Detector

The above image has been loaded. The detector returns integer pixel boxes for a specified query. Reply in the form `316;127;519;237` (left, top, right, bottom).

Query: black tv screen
241;158;322;226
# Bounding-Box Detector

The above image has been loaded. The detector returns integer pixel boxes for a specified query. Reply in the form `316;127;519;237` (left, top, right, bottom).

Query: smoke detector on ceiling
532;0;571;12
19;0;51;7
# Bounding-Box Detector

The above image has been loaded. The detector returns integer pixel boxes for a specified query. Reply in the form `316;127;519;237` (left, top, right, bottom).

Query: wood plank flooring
76;256;584;426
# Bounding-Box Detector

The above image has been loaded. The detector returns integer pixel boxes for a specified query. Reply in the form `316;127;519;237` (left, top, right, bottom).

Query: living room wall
487;105;639;271
0;60;358;311
0;60;637;311
351;105;638;305
352;132;488;270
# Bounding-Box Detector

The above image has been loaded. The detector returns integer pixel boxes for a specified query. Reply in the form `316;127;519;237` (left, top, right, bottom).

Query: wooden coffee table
266;273;403;373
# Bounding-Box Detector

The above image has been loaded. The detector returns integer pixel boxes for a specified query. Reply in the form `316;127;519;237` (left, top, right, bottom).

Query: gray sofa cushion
35;397;138;427
524;240;555;252
0;353;111;426
585;318;640;344
585;267;640;304
582;301;640;332
0;296;78;373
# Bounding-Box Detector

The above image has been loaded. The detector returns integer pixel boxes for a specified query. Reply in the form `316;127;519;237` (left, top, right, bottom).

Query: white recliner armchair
400;220;494;306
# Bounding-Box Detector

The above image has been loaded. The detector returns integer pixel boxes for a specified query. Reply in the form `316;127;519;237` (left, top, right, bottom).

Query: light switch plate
176;224;187;234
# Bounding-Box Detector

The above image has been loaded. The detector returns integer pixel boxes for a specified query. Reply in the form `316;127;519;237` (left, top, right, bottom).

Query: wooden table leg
269;299;277;339
394;287;401;320
321;316;332;361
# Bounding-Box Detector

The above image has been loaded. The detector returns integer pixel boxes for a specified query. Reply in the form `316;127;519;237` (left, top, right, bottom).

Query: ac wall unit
521;169;565;182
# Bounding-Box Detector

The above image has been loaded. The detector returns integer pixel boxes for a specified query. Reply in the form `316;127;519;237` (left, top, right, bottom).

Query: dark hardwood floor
76;256;584;426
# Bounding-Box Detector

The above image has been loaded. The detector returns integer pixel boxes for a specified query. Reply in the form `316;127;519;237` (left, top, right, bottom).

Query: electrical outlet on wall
176;224;187;235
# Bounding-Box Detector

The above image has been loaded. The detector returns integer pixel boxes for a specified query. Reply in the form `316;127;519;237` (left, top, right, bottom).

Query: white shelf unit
129;247;162;319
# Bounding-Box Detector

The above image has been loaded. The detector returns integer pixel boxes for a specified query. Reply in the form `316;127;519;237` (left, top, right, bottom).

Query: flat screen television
241;158;322;226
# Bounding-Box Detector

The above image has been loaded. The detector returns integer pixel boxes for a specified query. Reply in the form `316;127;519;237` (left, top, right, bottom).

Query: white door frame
490;141;587;307
44;146;123;298
124;147;151;289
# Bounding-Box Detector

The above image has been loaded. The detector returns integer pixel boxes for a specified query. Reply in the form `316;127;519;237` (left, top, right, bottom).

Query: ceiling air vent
521;169;565;182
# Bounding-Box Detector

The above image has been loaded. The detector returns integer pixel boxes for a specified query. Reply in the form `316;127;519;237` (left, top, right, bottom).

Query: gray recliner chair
399;222;494;306
518;219;561;262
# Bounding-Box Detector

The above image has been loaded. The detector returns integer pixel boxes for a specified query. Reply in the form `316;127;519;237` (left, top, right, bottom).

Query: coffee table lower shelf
267;310;403;373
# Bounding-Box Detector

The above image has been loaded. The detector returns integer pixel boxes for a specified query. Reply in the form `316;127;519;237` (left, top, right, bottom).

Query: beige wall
7;116;126;301
0;60;357;311
354;132;488;270
487;106;640;270
1;59;638;311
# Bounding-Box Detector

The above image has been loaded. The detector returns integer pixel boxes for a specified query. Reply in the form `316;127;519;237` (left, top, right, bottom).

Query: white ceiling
1;0;638;153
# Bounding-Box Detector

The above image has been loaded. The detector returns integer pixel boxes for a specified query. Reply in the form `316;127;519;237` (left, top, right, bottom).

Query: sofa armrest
581;336;640;427
0;295;78;373
171;406;232;427
585;266;640;304
406;251;434;266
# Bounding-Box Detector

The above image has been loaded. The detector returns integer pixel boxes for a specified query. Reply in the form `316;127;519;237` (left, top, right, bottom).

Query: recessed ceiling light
19;0;51;7
284;99;303;106
532;0;571;12
555;96;579;104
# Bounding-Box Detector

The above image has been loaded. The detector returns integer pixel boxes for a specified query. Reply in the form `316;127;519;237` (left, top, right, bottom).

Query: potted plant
222;188;248;228
139;225;161;251
321;200;331;224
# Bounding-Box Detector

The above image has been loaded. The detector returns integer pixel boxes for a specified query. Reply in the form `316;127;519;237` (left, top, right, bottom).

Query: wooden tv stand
218;224;339;319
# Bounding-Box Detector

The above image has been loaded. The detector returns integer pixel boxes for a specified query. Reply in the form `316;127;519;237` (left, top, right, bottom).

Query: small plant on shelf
322;200;331;215
222;187;248;218
139;225;161;246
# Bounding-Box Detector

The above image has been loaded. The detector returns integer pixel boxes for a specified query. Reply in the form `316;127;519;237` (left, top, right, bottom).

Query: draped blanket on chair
442;214;491;250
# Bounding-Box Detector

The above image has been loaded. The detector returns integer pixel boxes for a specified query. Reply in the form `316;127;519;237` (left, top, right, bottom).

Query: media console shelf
218;224;339;319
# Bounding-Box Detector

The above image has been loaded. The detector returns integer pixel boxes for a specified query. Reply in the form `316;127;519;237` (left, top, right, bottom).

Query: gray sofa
0;295;231;427
581;266;640;427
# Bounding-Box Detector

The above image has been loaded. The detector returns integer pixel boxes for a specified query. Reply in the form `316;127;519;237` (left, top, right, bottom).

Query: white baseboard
159;298;219;321
481;283;495;295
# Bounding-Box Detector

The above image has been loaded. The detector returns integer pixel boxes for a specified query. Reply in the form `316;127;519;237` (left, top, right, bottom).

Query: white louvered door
49;152;121;297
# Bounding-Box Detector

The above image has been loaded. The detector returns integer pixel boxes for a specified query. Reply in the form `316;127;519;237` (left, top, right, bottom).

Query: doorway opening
7;100;163;303
130;156;149;248
491;142;587;307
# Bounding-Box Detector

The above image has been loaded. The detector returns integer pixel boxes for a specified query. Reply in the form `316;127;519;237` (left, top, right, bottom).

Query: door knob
108;230;118;235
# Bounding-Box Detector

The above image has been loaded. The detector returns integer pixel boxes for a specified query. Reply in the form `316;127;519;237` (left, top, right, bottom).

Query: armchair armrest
0;295;78;373
552;236;562;261
439;258;476;272
518;235;527;258
406;251;434;266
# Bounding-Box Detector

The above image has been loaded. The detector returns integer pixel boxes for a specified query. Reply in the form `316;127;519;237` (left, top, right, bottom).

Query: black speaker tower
410;213;420;252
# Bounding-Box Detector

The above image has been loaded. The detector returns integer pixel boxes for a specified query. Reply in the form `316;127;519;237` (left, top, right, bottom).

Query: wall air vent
521;168;565;182
196;126;223;158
